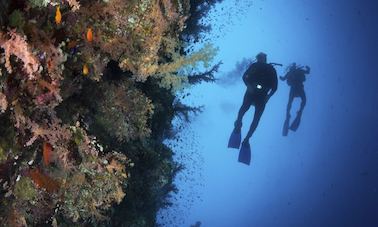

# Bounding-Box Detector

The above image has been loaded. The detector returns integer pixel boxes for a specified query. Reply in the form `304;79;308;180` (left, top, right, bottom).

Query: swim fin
228;129;241;149
282;117;290;136
290;112;302;131
238;141;251;165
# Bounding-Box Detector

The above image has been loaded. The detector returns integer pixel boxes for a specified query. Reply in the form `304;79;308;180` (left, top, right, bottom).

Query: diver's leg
243;102;265;143
286;88;294;118
290;89;306;131
283;90;294;136
235;92;252;131
299;89;306;113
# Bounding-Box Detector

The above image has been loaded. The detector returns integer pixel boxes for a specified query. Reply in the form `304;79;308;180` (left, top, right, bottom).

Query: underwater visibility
0;0;377;226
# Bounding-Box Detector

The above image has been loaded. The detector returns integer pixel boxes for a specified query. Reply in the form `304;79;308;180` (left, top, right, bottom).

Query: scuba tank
286;64;306;86
270;62;283;67
248;61;283;67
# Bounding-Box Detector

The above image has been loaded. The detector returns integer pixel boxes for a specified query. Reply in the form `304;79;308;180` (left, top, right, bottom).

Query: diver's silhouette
228;52;278;165
280;63;311;136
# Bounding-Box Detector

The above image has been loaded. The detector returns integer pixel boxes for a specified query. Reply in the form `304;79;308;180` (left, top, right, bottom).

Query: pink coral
0;92;7;112
67;0;81;12
0;30;40;80
25;116;72;147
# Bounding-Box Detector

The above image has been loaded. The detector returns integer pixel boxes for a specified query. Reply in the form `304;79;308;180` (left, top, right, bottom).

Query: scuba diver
280;63;311;136
228;52;278;165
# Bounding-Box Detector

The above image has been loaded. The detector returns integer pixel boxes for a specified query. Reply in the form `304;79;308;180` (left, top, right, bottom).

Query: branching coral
28;0;51;8
60;151;129;223
156;43;218;91
94;80;154;142
25;116;72;147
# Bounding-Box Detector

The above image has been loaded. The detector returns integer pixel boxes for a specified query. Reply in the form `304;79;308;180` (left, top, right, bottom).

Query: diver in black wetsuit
280;63;311;135
233;52;278;145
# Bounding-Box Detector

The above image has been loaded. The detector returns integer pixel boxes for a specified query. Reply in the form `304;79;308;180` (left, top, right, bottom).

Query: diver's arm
242;72;248;86
304;66;311;74
280;72;288;81
266;68;278;101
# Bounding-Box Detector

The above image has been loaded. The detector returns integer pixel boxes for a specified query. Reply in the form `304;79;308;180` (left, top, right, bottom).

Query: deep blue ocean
158;0;378;226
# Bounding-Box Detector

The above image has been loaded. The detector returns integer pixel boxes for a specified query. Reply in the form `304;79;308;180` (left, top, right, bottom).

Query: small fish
55;6;62;25
43;142;53;166
86;28;93;42
83;64;89;75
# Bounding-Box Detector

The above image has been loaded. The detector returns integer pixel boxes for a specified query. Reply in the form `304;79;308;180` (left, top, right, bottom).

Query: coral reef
0;0;221;226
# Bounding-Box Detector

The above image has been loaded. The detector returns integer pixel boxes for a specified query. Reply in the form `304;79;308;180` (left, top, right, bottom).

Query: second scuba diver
280;63;311;136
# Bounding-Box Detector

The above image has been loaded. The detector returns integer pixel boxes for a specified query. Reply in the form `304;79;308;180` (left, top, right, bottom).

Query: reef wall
0;0;221;226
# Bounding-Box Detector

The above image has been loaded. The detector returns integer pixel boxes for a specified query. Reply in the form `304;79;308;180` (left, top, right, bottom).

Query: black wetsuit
283;66;310;115
235;62;278;142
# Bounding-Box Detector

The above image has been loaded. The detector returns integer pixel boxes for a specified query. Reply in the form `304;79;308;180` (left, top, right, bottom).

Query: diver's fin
290;113;302;131
282;117;290;136
228;129;241;149
238;141;251;165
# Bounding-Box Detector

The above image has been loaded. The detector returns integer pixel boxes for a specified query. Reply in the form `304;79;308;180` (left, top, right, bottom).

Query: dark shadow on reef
55;61;181;226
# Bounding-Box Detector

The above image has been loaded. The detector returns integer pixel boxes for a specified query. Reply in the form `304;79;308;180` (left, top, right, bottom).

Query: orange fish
55;6;62;25
86;28;93;42
47;59;53;70
83;64;89;75
43;142;53;166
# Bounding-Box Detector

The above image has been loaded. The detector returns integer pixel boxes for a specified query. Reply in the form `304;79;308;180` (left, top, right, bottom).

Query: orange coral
29;168;60;193
43;142;53;166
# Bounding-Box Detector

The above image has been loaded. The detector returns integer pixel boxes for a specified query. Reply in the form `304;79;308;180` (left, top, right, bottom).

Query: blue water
159;0;378;226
